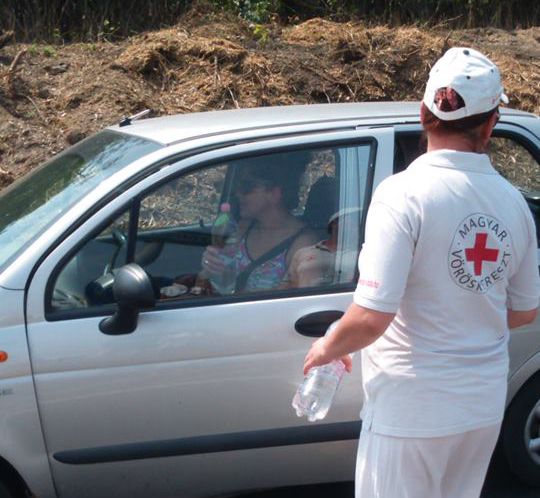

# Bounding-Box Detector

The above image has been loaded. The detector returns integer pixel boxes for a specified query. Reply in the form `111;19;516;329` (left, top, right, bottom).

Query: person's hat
423;47;508;121
327;206;362;230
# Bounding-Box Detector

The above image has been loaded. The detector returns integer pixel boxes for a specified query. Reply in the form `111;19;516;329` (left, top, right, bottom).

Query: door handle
294;310;344;337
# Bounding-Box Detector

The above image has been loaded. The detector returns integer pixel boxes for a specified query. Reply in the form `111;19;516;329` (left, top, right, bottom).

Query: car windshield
0;130;162;274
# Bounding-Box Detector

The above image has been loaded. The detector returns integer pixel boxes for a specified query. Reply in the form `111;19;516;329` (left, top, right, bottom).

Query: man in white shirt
303;47;540;498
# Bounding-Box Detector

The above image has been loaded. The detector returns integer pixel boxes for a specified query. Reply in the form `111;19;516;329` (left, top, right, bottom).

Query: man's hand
507;308;537;329
301;303;395;377
303;337;353;376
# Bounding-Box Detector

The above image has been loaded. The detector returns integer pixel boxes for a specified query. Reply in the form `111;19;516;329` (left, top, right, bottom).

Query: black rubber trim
126;201;141;264
53;420;361;465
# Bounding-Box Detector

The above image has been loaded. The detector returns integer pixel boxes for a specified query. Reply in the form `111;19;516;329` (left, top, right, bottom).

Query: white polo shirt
354;149;540;437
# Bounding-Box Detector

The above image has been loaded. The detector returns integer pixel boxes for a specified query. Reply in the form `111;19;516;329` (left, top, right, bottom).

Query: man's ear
480;111;498;145
420;101;427;125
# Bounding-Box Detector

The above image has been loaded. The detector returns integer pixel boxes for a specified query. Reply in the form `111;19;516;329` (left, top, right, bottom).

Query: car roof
108;101;536;146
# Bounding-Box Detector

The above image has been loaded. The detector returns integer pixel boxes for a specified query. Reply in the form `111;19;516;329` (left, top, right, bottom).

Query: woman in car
200;151;318;293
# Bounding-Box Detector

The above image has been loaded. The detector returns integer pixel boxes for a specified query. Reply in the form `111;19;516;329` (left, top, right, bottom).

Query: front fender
0;287;56;497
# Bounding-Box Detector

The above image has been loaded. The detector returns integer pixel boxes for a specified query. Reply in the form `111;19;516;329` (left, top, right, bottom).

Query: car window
50;143;373;312
487;136;540;260
394;134;425;173
487;136;540;192
395;133;540;192
138;165;227;231
51;211;131;309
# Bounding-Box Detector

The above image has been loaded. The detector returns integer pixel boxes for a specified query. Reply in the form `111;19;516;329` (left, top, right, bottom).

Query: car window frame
44;134;384;322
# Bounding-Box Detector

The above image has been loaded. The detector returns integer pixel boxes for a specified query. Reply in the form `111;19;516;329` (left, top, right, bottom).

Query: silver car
0;102;539;498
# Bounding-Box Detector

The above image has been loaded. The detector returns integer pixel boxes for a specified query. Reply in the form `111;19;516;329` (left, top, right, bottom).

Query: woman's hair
422;87;497;135
240;150;310;211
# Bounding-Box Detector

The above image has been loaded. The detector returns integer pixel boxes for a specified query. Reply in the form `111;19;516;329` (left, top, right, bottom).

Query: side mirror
99;263;156;335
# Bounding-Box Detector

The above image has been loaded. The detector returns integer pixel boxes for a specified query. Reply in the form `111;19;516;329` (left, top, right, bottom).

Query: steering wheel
52;287;86;309
104;228;127;274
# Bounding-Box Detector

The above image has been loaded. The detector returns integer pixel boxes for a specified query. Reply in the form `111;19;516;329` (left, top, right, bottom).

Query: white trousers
355;424;501;498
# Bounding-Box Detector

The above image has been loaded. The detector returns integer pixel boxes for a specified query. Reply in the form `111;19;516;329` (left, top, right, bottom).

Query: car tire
0;479;16;498
502;375;540;487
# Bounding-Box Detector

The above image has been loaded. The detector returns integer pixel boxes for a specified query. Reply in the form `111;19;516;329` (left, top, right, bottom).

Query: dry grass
1;15;540;187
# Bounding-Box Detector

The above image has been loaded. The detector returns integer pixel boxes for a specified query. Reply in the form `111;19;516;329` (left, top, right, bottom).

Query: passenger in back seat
282;207;360;288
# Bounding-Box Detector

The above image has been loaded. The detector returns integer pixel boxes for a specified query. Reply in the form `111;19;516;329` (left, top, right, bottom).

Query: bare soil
2;9;540;187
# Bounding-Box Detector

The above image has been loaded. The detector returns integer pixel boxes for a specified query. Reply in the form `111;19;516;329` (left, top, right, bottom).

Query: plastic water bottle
210;202;238;294
292;358;347;422
211;202;237;248
292;321;352;422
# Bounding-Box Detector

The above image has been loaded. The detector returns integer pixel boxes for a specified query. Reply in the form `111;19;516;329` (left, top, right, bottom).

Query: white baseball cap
327;206;362;229
423;47;508;121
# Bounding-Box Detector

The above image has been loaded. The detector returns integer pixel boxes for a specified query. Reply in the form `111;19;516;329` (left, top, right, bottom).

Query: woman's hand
201;246;226;275
303;338;353;376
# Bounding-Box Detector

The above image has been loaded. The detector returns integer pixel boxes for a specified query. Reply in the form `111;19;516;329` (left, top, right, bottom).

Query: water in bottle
292;358;347;422
292;320;353;421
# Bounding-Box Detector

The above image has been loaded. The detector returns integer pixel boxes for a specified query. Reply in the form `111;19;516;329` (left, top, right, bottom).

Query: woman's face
235;174;275;219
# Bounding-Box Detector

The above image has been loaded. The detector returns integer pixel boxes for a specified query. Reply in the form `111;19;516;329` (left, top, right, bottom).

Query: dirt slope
1;11;540;187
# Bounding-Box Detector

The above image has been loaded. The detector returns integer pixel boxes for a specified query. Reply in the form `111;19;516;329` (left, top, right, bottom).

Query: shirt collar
414;149;497;174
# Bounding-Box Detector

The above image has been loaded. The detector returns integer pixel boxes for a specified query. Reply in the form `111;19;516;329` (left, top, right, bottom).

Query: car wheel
502;375;540;487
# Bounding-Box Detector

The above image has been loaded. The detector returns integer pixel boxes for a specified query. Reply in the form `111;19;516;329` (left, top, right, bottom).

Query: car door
25;127;394;498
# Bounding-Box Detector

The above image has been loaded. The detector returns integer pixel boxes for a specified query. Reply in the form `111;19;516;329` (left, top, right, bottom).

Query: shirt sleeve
354;201;415;313
506;209;540;311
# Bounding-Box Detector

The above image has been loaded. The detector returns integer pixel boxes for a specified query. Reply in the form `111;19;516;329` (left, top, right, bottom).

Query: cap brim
501;92;509;104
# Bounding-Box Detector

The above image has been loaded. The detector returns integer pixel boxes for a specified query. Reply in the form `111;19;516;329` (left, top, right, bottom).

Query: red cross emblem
465;233;499;276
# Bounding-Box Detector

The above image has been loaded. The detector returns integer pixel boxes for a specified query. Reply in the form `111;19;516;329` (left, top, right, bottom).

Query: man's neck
427;133;485;153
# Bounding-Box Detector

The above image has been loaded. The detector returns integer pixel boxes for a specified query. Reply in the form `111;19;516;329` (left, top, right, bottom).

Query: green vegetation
1;0;539;43
252;24;270;44
42;46;55;57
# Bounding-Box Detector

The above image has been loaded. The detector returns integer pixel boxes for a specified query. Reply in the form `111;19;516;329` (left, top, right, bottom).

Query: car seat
302;174;338;239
